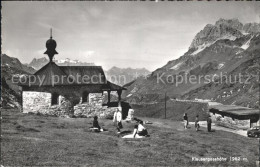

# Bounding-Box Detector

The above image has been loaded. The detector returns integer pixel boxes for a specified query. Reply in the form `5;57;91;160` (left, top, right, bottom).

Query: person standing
195;115;200;131
113;108;123;133
207;115;212;132
183;113;188;129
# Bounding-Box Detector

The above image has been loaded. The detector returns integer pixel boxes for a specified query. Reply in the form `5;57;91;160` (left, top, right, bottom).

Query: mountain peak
188;18;259;49
216;18;240;25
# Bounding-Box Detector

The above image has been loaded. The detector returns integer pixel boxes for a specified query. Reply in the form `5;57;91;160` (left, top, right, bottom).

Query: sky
2;2;260;71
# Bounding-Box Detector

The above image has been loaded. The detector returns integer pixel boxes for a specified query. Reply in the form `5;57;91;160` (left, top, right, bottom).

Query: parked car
247;126;260;138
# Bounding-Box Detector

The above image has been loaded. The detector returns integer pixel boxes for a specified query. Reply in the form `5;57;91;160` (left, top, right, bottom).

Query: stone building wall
74;103;117;119
23;92;51;113
22;91;116;118
89;93;104;106
74;93;117;119
23;91;71;116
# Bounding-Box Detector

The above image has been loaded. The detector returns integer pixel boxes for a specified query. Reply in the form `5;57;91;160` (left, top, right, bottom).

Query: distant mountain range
27;57;150;85
28;57;95;70
1;54;150;107
105;66;150;86
123;18;260;109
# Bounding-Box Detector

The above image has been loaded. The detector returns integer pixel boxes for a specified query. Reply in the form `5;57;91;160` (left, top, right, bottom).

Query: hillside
2;54;35;74
1;77;21;108
1;54;34;108
123;18;260;109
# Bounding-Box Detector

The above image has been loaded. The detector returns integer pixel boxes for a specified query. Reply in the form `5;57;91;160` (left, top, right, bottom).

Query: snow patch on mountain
191;34;243;56
241;35;253;50
170;62;183;70
236;50;243;55
219;35;237;41
218;63;225;69
57;58;81;64
191;43;212;56
241;31;250;36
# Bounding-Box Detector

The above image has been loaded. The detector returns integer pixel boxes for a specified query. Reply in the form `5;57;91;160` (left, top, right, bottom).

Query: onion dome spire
44;28;58;62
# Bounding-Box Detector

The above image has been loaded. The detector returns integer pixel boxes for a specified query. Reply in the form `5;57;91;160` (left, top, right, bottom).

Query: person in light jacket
195;115;200;131
113;108;123;133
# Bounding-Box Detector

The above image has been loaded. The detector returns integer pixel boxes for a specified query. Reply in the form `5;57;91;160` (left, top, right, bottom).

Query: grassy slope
1;109;259;167
131;101;209;121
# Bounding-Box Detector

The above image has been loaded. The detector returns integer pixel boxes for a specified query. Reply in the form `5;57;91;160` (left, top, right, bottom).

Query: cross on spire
50;28;52;39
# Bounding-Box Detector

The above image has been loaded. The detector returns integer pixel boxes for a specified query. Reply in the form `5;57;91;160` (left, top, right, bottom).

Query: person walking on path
183;113;188;129
195;115;200;131
113;108;123;133
207;115;212;132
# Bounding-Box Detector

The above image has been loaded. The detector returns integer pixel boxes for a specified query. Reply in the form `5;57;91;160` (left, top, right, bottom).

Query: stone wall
89;93;104;106
74;93;118;119
210;113;250;130
74;103;117;119
23;91;72;116
23;92;51;113
23;91;116;118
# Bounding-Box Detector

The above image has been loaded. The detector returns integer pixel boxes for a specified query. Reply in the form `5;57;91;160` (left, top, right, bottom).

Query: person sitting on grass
122;125;144;138
90;116;103;132
137;121;148;136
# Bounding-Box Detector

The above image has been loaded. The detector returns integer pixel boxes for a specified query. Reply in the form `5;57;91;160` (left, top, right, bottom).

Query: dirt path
195;121;248;137
139;117;248;137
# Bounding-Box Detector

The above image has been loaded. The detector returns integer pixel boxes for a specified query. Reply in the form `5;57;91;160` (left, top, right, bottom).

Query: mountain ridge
123;18;260;109
189;18;260;49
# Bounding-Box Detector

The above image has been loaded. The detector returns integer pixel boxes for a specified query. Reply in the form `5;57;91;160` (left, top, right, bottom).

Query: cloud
80;50;96;57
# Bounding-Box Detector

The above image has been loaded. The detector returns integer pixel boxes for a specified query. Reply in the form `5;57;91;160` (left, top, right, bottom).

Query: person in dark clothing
92;116;102;132
183;113;188;129
207;115;212;132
